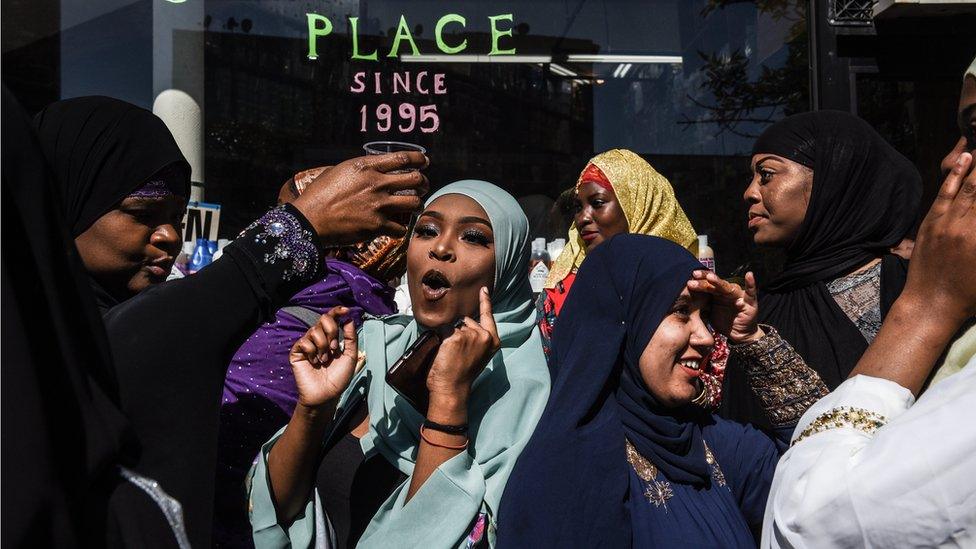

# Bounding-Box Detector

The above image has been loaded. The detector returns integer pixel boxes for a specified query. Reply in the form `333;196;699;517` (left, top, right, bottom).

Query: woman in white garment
762;78;976;548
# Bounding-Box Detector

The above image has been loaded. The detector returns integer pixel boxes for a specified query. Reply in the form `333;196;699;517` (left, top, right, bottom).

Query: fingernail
481;286;489;295
330;340;338;350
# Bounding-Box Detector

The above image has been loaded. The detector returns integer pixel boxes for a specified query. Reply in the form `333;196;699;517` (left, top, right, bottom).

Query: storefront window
4;0;809;276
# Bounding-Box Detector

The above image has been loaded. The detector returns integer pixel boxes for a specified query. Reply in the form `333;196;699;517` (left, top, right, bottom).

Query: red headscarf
577;163;614;193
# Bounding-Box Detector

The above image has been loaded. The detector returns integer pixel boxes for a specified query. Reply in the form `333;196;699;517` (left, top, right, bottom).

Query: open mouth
421;269;451;301
677;357;706;377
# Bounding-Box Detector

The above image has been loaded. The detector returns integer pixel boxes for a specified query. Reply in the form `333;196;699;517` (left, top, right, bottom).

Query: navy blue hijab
498;234;708;548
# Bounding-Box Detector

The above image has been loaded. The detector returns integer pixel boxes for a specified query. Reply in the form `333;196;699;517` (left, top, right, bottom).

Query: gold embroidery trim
792;406;887;446
625;439;673;508
625;439;729;509
703;442;726;487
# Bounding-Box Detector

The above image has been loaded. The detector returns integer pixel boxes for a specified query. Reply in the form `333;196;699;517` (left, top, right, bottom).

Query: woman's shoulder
701;414;774;456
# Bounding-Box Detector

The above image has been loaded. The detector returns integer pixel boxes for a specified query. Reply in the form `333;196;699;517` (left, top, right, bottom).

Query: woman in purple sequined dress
214;169;408;548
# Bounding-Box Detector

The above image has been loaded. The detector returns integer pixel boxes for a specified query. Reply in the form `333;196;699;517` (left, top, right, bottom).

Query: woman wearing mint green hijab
246;181;550;548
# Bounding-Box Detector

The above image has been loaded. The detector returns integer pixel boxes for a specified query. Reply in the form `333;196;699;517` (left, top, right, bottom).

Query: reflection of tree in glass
680;0;808;138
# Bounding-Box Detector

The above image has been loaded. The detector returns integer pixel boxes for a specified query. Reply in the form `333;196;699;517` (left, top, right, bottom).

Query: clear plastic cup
362;141;426;225
363;141;427;174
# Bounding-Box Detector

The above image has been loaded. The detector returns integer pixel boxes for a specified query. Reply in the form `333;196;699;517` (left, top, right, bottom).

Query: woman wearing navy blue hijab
497;234;828;548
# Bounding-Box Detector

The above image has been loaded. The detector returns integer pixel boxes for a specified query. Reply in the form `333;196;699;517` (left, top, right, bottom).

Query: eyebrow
753;155;779;170
419;210;492;228
460;216;492;227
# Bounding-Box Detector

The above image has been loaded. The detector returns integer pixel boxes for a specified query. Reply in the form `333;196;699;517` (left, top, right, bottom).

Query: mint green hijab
344;180;550;548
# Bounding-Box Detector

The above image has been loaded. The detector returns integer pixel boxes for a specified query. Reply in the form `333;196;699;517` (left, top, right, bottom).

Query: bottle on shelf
528;237;551;295
697;234;715;273
188;238;214;274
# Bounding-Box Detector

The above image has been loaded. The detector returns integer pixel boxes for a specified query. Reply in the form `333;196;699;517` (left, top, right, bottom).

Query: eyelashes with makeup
412;223;493;246
461;228;492;246
413;223;438;239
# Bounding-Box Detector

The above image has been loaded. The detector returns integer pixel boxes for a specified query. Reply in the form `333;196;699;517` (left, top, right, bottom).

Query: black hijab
498;234;707;547
722;111;922;426
32;96;190;311
2;87;132;546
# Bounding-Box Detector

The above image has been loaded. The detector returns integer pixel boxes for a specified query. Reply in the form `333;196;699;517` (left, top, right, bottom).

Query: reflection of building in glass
6;0;973;279
203;29;599;236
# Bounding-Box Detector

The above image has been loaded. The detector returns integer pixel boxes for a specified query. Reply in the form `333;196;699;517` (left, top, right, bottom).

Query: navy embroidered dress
497;235;826;548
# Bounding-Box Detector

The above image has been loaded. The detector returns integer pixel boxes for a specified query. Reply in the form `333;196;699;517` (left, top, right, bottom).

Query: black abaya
721;111;922;427
1;87;180;548
104;206;325;547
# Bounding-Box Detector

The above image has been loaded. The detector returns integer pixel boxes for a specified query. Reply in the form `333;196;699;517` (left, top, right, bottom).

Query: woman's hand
289;306;359;409
291;153;430;246
903;151;976;323
687;271;764;344
426;287;501;408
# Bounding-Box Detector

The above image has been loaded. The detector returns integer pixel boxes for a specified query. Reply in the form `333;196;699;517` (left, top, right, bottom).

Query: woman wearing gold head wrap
538;149;729;408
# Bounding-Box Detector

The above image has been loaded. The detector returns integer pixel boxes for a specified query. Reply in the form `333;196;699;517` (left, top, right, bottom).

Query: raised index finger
477;287;498;338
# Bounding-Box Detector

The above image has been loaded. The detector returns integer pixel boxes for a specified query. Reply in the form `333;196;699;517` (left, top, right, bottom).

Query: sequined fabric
827;261;882;343
792;406;887;446
128;163;184;199
240;205;318;281
127;179;174;199
731;325;829;427
119;466;191;549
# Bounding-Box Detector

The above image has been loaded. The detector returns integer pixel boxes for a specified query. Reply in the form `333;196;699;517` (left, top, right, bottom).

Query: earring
690;383;710;408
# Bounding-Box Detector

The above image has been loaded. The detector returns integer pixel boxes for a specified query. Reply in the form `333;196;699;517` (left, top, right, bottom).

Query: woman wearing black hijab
721;110;923;427
2;88;187;548
10;89;429;546
32;96;191;314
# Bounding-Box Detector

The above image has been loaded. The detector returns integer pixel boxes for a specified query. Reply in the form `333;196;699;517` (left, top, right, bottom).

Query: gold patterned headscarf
287;167;408;283
544;149;697;288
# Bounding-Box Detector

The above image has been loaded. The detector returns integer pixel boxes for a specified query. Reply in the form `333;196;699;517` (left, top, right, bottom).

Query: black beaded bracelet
422;419;468;435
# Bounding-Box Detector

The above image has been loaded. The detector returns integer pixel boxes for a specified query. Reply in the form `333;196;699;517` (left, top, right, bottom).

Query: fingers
477;287;498;340
460;311;500;354
379;170;430;197
305;324;331;363
301;307;345;364
379;193;426;216
930;152;973;219
341;320;358;358
688;273;740;300
357;151;428;174
376;219;411;239
744;272;758;303
291;337;318;361
956;151;976;214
